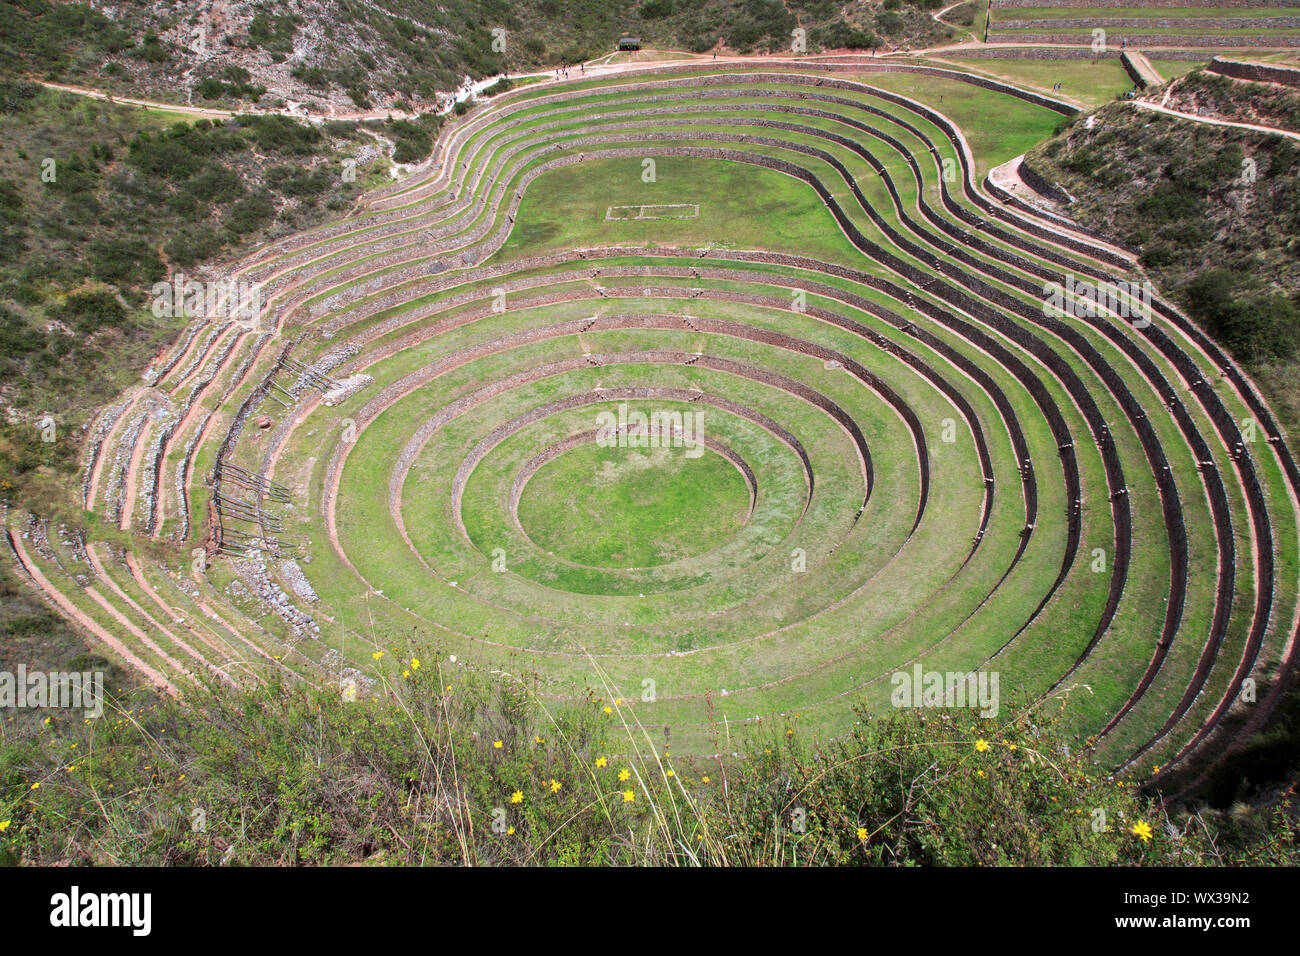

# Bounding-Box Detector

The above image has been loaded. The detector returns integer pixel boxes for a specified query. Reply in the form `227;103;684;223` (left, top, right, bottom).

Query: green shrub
727;0;797;52
247;10;297;53
266;164;334;198
223;193;277;236
875;10;906;36
163;226;227;267
135;32;169;64
183;164;245;204
388;115;440;163
48;290;127;335
479;77;515;98
0;306;44;360
322;120;358;138
0;81;41;114
810;21;879;51
291;65;330;89
237;114;323;155
1183;270;1300;362
86;239;164;289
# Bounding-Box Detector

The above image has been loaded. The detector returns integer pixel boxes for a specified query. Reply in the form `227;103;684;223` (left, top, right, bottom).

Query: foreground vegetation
1;661;1295;866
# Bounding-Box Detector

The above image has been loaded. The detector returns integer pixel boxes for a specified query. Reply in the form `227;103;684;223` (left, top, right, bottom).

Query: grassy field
1148;58;1209;81
930;56;1139;108
852;72;1064;173
497;155;856;262
516;429;751;568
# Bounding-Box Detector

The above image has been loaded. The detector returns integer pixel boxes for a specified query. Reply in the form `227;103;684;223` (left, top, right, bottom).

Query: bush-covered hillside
0;82;439;508
1152;70;1300;137
1027;95;1300;373
0;0;955;112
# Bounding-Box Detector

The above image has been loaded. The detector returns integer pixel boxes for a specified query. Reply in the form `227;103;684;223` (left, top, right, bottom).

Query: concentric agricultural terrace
13;61;1300;778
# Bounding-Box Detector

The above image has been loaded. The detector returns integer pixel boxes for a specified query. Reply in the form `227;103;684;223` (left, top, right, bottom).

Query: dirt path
986;154;1137;262
84;542;223;682
933;0;981;43
117;411;155;532
123;552;296;680
9;533;179;696
1129;98;1300;142
31;78;418;122
1125;51;1165;88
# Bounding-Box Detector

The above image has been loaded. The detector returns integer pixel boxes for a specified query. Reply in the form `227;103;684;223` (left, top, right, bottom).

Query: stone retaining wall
988;31;1300;47
1017;157;1074;204
992;0;1295;8
1207;54;1300;86
1000;17;1300;29
945;48;1207;59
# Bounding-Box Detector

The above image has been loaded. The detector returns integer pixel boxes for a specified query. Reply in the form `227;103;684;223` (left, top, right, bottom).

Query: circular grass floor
517;438;752;569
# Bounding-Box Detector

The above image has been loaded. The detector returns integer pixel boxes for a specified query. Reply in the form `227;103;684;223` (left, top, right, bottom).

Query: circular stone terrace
14;58;1299;784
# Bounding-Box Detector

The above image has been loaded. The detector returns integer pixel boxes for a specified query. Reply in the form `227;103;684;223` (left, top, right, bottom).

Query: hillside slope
0;79;443;512
1026;87;1300;406
3;0;955;113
